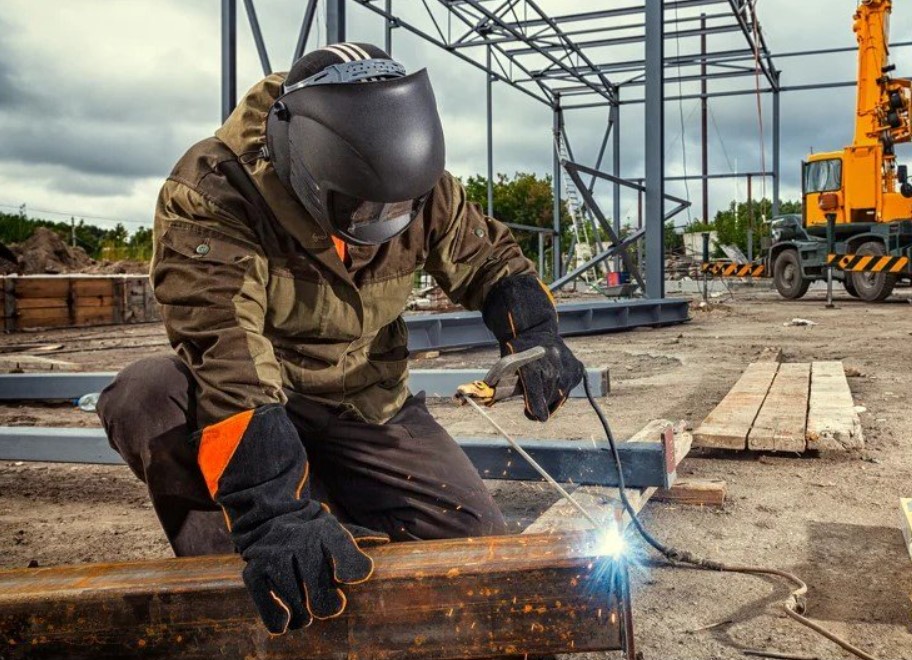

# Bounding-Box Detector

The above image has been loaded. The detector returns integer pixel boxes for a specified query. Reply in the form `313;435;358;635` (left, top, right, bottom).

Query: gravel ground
1;286;911;659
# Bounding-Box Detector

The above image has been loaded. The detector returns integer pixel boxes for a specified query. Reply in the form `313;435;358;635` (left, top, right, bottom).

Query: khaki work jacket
152;74;534;426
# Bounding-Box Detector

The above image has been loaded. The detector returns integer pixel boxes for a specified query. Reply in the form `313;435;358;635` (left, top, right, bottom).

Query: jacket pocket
158;221;257;265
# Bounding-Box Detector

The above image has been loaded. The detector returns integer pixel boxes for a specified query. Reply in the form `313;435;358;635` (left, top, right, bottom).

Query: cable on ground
581;377;879;660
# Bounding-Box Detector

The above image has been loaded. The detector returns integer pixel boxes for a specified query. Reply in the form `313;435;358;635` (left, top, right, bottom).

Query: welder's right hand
242;516;386;632
196;404;388;634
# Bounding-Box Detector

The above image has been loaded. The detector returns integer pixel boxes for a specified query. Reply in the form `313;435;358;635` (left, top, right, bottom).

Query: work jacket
151;74;534;427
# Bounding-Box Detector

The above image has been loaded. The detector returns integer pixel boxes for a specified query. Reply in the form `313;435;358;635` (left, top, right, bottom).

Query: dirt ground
1;285;911;659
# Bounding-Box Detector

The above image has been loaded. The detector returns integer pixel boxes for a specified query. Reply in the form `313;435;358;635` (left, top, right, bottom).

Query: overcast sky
1;0;910;234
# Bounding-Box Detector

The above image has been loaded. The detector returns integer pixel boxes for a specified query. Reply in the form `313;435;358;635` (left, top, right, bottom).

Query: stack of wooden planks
1;275;158;331
694;361;863;452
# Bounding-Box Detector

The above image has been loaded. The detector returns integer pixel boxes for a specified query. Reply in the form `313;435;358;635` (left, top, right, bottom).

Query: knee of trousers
97;356;193;459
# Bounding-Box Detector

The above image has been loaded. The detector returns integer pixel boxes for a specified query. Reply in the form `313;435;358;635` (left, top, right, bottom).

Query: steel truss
219;1;912;297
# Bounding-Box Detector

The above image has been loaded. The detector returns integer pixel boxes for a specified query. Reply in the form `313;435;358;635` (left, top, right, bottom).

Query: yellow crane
769;0;912;301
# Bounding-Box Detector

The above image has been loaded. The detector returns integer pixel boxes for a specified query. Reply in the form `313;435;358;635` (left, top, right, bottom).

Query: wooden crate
0;275;158;332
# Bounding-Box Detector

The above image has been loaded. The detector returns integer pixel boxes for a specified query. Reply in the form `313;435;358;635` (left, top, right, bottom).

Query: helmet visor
329;191;430;245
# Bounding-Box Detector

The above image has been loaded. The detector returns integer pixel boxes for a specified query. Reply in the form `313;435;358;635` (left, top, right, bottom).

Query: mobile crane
768;0;912;301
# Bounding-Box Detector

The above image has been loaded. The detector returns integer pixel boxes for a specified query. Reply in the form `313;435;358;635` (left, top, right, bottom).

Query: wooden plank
73;279;114;296
900;498;912;562
0;531;625;659
693;362;779;449
806;361;863;451
654;479;727;507
74;306;115;325
11;296;68;310
15;307;71;328
748;362;810;452
11;278;71;298
73;295;114;308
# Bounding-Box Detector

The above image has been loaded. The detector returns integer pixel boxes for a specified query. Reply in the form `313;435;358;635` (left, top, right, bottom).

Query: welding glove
482;274;585;422
197;403;389;634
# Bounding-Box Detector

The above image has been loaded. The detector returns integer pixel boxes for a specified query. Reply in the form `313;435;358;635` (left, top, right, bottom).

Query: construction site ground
1;286;911;659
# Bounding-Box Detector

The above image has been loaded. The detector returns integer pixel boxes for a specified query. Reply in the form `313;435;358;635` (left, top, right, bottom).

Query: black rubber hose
581;378;878;660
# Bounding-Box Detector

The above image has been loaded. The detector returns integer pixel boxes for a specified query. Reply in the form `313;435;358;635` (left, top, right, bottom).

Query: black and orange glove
197;404;388;634
482;274;585;422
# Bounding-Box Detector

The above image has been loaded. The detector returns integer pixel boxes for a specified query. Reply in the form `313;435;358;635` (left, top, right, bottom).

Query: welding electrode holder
454;346;547;406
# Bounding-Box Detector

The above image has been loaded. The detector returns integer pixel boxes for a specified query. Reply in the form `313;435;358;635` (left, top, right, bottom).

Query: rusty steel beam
0;530;632;659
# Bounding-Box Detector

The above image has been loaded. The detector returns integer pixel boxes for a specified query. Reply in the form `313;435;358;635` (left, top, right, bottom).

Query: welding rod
462;396;603;529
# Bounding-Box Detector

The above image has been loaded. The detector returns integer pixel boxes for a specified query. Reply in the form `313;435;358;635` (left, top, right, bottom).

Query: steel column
747;173;753;261
611;93;622;272
220;0;237;122
700;13;709;222
552;100;563;281
385;0;393;54
327;0;346;44
486;45;495;217
772;71;781;217
644;0;665;299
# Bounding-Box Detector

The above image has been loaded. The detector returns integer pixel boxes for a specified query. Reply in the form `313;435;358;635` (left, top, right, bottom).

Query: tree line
0;210;152;261
2;175;801;268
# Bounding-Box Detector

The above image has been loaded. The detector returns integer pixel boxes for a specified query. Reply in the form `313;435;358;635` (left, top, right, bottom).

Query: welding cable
581;378;879;660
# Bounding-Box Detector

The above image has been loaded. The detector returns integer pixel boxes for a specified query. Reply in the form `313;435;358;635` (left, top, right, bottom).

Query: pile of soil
0;242;18;274
11;227;94;274
1;228;149;275
84;260;149;275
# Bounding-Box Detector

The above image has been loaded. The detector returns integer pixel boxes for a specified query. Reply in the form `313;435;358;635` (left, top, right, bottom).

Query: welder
97;42;583;634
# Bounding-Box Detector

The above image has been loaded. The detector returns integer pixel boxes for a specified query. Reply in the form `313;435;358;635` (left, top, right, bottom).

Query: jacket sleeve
423;172;536;311
152;178;285;426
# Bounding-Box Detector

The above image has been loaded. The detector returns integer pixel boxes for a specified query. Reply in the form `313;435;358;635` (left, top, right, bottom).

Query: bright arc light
596;525;625;559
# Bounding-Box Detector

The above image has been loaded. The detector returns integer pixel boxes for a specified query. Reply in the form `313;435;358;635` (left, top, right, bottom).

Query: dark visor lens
330;191;430;243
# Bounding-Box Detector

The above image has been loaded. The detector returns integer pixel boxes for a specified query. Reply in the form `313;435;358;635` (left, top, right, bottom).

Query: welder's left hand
482;274;584;422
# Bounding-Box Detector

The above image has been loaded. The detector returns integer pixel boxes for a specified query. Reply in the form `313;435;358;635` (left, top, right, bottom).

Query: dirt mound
0;242;18;274
83;259;149;275
13;227;95;274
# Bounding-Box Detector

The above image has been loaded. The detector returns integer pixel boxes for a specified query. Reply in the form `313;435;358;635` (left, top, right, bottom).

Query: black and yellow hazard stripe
700;261;767;278
826;253;910;273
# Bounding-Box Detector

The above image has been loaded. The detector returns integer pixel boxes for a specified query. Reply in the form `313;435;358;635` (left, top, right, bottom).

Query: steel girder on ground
0;368;610;402
0;426;678;489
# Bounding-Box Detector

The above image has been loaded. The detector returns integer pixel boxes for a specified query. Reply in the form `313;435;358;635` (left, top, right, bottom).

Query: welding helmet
265;43;446;245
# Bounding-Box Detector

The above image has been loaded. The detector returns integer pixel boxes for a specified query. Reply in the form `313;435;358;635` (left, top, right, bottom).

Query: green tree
462;172;572;280
687;198;802;256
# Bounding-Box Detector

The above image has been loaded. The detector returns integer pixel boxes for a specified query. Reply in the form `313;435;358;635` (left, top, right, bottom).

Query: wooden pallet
694;361;862;452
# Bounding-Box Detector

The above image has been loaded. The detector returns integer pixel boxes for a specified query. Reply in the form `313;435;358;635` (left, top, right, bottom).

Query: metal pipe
242;0;272;75
220;0;237;122
644;0;665;299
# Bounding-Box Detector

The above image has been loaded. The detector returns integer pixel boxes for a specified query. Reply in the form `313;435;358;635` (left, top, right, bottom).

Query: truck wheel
843;278;860;298
773;250;810;300
851;241;897;302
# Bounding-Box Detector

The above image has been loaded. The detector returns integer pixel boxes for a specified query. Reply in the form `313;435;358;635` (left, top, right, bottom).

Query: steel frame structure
219;1;912;298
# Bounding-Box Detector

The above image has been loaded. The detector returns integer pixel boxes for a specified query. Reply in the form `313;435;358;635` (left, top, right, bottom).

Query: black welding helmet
266;43;445;245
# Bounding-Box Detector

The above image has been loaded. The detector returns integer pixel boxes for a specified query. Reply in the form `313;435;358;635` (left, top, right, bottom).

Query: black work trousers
97;356;507;556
